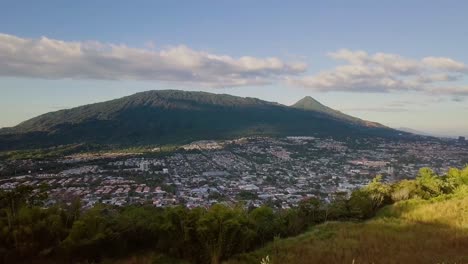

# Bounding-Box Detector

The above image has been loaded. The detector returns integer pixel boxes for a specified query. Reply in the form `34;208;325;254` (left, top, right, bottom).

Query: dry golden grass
104;193;468;264
225;193;468;264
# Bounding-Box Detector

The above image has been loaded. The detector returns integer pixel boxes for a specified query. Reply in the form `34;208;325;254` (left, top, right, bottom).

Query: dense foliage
1;166;467;264
0;90;400;151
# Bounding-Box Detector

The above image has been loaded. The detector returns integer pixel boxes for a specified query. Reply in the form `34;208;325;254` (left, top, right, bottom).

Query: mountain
0;90;403;150
398;127;433;136
292;96;382;127
397;127;455;139
292;96;343;115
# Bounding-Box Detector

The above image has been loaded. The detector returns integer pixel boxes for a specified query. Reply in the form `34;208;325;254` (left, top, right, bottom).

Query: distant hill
397;127;457;139
0;90;404;150
398;127;433;136
291;96;383;127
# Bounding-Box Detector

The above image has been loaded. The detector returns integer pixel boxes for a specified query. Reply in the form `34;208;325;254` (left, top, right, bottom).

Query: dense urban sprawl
1;136;467;209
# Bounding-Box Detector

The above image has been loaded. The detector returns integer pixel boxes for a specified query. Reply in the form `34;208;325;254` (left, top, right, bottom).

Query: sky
1;0;468;137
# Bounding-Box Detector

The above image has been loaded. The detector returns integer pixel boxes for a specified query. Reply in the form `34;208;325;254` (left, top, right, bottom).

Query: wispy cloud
289;49;468;97
0;33;307;87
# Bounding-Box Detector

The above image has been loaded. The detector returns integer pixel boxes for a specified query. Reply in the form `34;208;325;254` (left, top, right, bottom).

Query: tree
61;205;121;261
391;180;419;201
196;204;253;264
363;175;392;210
298;197;323;223
445;166;468;191
348;189;374;219
416;168;444;198
325;192;349;221
249;206;279;245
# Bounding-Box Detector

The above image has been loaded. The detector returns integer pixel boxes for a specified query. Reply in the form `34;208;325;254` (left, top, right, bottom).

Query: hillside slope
0;90;402;150
227;192;468;264
291;96;383;128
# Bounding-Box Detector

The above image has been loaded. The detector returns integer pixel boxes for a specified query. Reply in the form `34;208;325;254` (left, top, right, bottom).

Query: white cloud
0;33;307;87
290;49;468;96
2;34;467;97
421;57;467;72
328;49;420;75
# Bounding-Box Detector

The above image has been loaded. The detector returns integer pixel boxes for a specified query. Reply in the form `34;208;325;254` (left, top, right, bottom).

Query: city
2;136;467;210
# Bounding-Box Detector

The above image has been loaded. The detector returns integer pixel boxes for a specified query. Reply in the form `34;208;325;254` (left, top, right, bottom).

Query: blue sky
1;0;468;136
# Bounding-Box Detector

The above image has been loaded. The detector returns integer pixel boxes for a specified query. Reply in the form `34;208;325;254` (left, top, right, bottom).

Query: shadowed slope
0;90;402;150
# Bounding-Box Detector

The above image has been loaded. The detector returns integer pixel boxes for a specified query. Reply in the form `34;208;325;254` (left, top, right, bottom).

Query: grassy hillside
226;189;468;264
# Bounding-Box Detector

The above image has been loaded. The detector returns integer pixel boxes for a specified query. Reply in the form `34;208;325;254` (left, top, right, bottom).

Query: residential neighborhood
1;136;467;209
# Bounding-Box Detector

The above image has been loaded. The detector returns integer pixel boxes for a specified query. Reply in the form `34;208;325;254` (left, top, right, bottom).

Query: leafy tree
348;189;374;219
445;166;468;191
363;175;392;211
325;192;349;221
61;205;121;261
298;197;323;223
415;168;445;198
196;204;253;264
249;206;279;245
391;179;419;201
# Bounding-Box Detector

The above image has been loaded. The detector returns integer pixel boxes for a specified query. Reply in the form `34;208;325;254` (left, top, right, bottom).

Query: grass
225;191;468;264
92;190;468;264
100;253;190;264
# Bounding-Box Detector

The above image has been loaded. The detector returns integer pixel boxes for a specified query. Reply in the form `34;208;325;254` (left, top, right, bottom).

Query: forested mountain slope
0;90;402;150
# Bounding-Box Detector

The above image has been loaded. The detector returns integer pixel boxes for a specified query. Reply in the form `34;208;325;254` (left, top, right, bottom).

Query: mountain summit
292;96;383;127
0;90;401;150
292;96;330;112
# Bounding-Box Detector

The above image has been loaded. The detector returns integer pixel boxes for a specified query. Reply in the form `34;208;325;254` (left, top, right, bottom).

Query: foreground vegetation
227;187;468;264
1;166;467;264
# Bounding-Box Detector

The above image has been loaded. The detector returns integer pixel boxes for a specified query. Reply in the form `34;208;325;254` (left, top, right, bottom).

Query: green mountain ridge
0;90;403;150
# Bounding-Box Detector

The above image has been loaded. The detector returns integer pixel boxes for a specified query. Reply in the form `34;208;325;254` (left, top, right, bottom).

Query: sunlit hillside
226;188;468;264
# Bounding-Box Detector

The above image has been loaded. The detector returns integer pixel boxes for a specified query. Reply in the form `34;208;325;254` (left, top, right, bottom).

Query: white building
140;161;150;171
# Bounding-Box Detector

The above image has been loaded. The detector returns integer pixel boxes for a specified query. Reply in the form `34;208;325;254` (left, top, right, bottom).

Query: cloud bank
0;33;306;87
1;33;467;97
289;49;468;96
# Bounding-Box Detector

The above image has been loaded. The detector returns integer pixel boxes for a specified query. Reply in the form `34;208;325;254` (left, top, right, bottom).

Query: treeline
1;166;467;264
